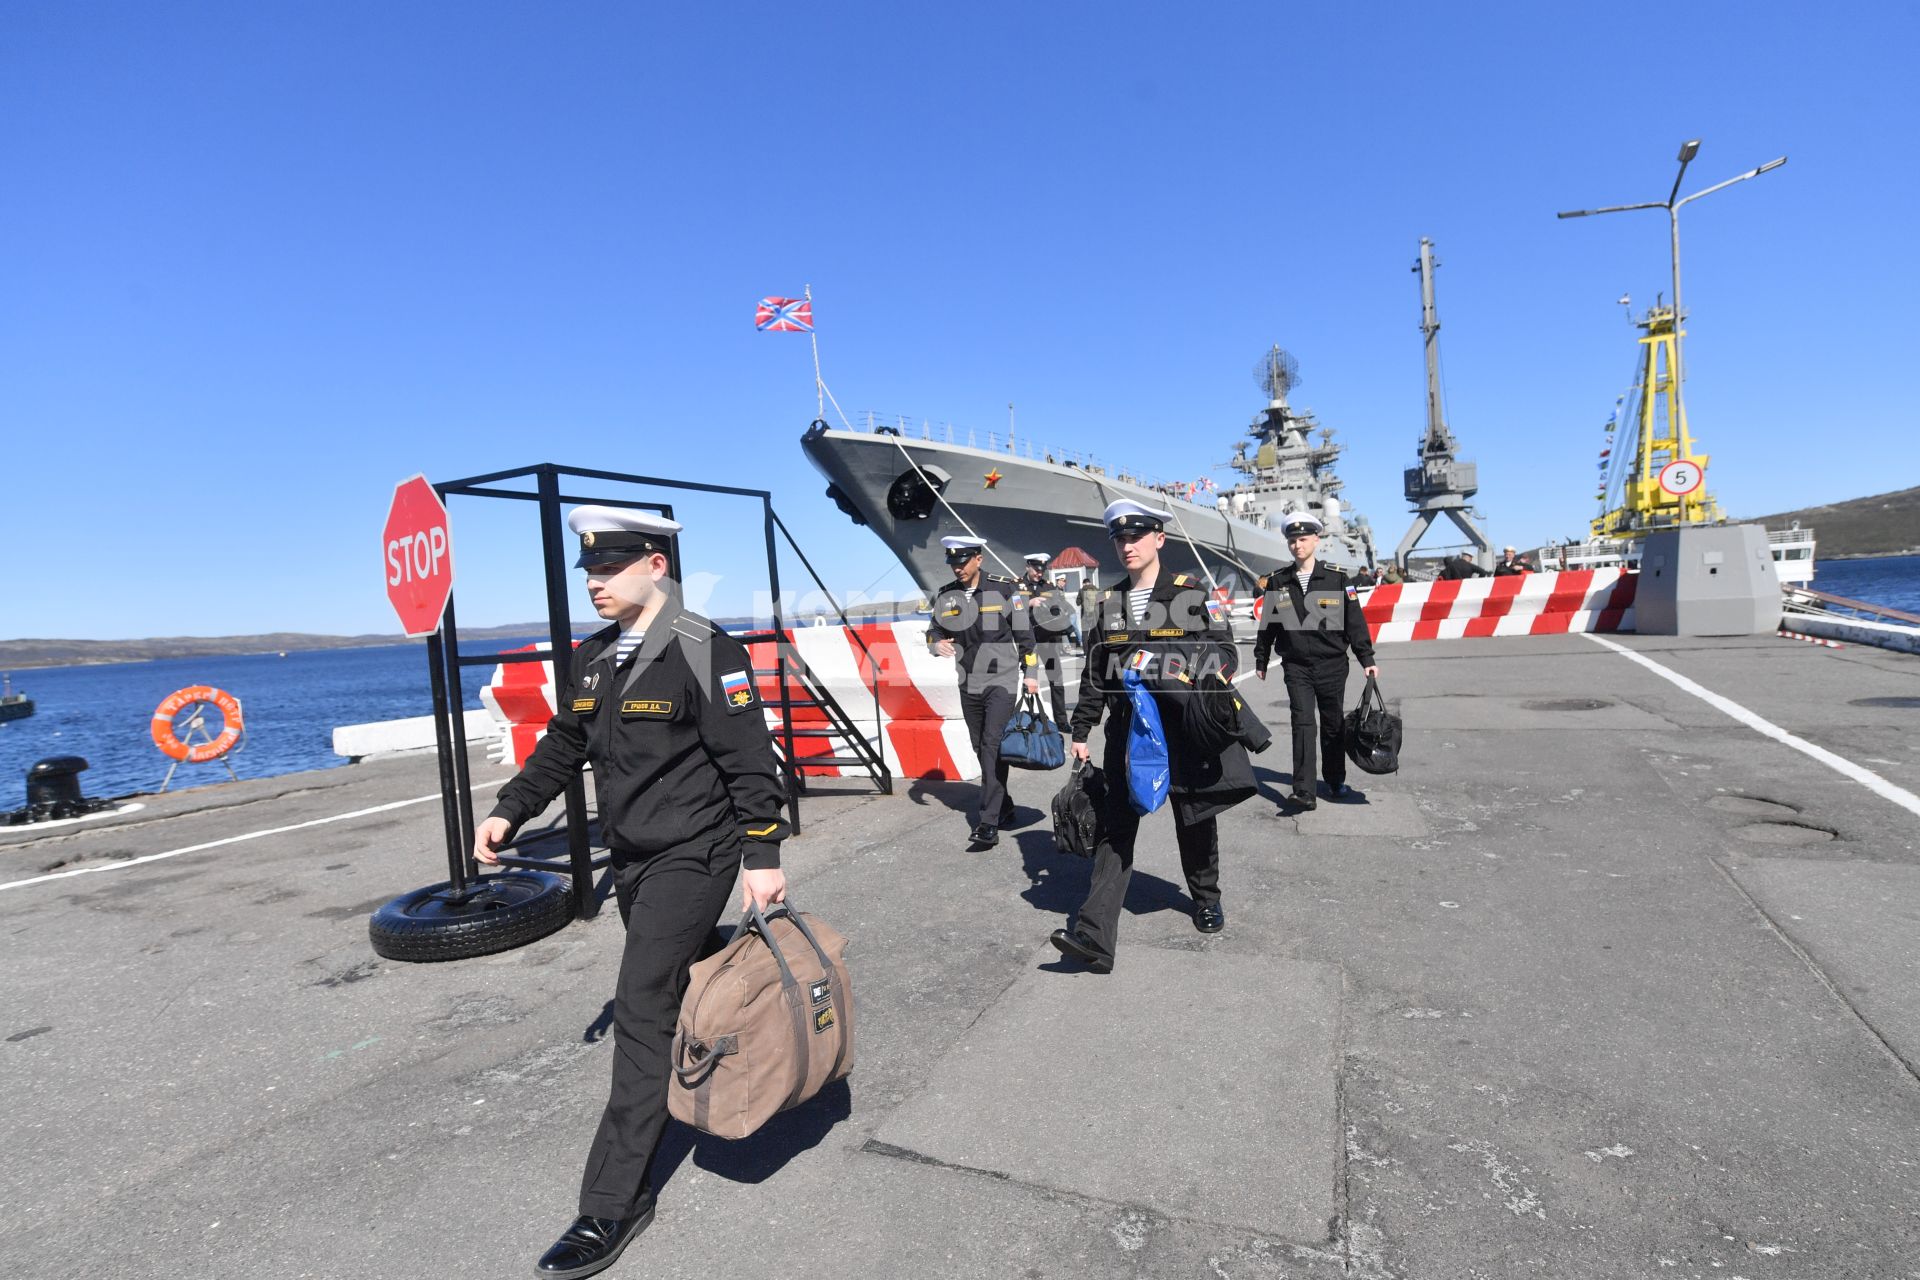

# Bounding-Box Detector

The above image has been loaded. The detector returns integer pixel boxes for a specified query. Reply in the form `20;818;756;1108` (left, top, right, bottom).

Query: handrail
768;507;885;752
1784;585;1920;627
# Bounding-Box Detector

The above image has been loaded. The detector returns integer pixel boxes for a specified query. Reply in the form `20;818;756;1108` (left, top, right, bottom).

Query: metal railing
850;410;1226;509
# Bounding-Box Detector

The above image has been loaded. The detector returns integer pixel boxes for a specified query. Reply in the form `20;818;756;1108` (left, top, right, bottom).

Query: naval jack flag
755;297;814;332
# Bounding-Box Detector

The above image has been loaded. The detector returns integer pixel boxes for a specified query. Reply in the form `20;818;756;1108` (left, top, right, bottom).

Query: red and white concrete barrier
1357;569;1637;643
479;623;980;782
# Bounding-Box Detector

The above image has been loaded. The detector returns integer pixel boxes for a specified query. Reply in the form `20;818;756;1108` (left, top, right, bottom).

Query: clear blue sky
5;2;1915;639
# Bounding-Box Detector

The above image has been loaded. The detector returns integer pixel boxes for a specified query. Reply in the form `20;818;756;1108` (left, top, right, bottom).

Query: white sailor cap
1280;511;1323;537
568;504;683;568
940;535;987;558
1023;551;1051;564
1102;499;1172;534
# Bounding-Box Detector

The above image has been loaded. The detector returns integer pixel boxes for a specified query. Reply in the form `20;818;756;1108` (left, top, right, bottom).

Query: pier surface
4;632;1919;1279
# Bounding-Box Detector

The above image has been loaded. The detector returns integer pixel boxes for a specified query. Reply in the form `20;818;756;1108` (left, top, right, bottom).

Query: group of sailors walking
925;501;1381;971
474;498;1383;1278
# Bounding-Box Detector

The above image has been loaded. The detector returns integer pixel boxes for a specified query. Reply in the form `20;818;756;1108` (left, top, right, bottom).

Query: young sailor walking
1052;500;1249;973
472;506;789;1279
1253;511;1380;811
926;535;1039;849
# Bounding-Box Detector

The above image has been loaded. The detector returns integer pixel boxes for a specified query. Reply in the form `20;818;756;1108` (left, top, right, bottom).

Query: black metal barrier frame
422;462;889;923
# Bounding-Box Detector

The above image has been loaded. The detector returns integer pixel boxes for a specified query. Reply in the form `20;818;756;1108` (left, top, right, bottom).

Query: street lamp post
1559;140;1787;395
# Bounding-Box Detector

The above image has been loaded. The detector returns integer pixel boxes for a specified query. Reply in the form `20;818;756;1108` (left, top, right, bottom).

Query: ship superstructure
802;349;1377;596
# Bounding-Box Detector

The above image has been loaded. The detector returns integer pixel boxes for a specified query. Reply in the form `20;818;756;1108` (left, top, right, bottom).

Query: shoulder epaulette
670;612;714;645
1172;573;1197;587
1099;588;1115;601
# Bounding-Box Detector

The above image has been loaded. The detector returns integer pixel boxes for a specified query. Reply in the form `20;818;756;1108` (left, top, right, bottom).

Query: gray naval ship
803;346;1377;594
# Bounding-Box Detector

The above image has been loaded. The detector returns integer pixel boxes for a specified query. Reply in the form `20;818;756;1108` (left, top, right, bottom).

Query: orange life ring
150;686;245;763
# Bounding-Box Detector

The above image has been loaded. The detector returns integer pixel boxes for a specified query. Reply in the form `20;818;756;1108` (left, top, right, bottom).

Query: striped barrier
479;621;981;782
1357;570;1637;643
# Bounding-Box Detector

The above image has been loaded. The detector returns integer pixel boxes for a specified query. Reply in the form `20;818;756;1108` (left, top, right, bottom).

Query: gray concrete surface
2;631;1919;1279
874;952;1343;1238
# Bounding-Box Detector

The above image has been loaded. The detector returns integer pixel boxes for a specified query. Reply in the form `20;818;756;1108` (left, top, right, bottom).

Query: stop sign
383;474;455;637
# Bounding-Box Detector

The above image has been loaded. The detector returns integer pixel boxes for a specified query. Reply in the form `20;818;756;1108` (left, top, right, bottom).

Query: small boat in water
0;673;33;723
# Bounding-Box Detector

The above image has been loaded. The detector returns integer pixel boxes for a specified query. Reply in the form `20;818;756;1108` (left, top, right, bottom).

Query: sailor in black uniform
1252;511;1380;811
472;505;789;1279
1019;552;1075;729
926;535;1038;849
1050;500;1240;973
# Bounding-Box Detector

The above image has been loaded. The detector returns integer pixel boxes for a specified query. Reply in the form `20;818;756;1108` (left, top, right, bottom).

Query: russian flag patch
720;669;754;708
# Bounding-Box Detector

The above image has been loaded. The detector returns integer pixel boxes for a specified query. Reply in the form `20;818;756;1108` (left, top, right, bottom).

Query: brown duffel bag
668;900;854;1139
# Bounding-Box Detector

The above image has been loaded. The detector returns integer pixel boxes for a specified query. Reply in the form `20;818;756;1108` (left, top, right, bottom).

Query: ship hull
802;425;1370;595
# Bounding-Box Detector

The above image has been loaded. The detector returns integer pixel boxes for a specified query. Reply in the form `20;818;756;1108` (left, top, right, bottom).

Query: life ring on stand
151;686;245;762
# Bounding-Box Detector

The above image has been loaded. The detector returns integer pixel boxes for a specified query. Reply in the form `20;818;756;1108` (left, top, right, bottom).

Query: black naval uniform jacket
1253;562;1377;674
925;574;1037;681
1020;576;1077;643
1070;572;1254;823
488;599;789;870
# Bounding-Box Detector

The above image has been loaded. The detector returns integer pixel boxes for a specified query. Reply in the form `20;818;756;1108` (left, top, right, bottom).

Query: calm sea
0;637;542;805
4;555;1917;806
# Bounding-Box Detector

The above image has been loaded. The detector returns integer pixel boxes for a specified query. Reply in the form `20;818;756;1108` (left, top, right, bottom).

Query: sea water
0;639;535;805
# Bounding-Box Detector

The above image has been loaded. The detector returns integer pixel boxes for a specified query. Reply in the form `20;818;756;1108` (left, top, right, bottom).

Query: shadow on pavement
650;1079;855;1186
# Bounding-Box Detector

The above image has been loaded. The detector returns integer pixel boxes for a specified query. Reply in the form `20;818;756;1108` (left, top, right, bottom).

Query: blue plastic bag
1121;664;1170;815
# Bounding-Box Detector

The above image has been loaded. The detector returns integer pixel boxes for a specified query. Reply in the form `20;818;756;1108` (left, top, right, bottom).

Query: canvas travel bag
668;900;854;1140
1342;674;1402;776
999;690;1066;771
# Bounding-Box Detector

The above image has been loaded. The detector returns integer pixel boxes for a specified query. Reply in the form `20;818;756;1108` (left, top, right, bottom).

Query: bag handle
1358;674;1385;715
739;900;800;991
671;1031;738;1086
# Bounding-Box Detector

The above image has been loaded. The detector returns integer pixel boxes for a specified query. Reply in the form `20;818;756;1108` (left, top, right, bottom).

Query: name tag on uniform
1149;627;1183;637
571;698;598;714
621;699;674;717
979;603;1003;612
1105;632;1131;643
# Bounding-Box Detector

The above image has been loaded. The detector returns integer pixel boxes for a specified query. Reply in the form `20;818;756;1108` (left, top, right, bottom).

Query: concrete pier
3;632;1917;1279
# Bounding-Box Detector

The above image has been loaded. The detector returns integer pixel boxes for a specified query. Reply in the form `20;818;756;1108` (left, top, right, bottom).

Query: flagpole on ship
803;284;855;431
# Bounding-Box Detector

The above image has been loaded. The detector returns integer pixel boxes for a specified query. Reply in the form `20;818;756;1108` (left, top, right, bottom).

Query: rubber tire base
369;871;572;963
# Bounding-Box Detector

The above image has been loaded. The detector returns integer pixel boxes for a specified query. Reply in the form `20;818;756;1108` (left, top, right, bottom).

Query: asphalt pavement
2;631;1918;1279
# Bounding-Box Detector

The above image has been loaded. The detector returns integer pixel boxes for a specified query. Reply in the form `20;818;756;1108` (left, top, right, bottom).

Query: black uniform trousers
1283;658;1349;799
1034;640;1071;729
959;679;1016;825
577;837;742;1219
1073;743;1221;962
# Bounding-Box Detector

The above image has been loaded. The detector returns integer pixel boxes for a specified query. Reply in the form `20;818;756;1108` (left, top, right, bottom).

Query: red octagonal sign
383;474;455;637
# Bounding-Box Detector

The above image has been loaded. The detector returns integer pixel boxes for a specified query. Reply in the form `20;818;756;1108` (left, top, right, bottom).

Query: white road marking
0;779;505;894
1583;633;1920;819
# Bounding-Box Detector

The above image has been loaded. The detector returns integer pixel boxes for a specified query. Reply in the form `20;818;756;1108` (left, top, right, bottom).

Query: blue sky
4;1;1915;639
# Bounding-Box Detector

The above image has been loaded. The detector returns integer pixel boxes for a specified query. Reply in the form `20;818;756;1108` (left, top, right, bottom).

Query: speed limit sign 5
1657;460;1705;497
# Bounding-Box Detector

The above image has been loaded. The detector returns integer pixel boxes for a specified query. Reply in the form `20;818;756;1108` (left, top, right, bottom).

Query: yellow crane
1592;299;1721;539
1558;139;1785;543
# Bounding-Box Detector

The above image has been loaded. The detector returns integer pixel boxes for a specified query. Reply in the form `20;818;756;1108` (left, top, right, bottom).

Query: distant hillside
1740;485;1920;559
0;622;594;671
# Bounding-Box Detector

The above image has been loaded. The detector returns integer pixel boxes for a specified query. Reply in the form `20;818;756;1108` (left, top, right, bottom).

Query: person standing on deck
926;536;1039;849
1253;511;1380;813
472;505;788;1280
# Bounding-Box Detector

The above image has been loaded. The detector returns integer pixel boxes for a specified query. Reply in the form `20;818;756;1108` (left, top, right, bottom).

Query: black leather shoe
535;1209;653;1279
1329;783;1355;802
968;823;999;848
1193;902;1226;934
1288;793;1318;812
1048;929;1113;974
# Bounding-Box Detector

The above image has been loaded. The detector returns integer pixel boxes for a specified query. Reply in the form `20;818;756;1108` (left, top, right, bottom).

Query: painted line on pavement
1584;633;1920;819
0;779;506;894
